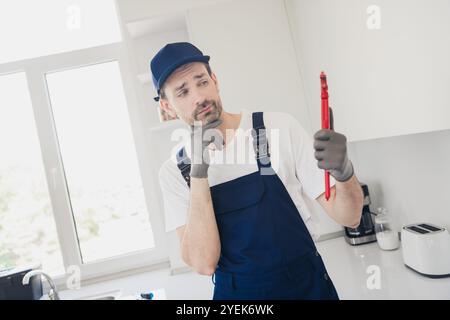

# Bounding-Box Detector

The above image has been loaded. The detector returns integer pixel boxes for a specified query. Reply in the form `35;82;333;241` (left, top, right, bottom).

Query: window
45;61;154;263
0;72;64;276
0;2;166;280
0;0;121;64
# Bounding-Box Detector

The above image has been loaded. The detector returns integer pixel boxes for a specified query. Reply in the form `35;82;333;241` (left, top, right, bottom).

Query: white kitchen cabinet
286;0;450;142
186;0;314;135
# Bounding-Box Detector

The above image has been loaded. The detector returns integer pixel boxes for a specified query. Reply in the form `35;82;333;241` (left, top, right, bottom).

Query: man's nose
192;89;207;108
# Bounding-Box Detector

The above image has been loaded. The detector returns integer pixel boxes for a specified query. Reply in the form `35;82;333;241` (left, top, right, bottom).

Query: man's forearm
332;175;364;228
181;177;221;275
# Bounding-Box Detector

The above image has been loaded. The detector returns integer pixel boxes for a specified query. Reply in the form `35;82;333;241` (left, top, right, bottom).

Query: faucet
22;270;60;300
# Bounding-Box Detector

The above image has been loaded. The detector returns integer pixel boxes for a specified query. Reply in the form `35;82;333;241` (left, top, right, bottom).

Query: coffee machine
344;183;378;245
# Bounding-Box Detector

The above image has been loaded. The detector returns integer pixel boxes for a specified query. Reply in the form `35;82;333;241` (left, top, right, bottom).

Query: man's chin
206;114;220;124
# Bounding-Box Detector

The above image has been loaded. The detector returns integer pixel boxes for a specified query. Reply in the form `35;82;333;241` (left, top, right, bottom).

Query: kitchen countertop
316;236;450;299
54;236;450;300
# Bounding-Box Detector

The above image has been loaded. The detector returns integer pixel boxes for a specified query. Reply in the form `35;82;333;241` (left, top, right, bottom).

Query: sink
75;290;122;300
57;288;165;300
90;295;116;300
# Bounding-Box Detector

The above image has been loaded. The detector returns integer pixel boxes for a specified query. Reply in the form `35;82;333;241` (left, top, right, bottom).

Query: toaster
401;223;450;278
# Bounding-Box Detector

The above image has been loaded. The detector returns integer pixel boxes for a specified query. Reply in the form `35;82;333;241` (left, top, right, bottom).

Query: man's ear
159;99;177;118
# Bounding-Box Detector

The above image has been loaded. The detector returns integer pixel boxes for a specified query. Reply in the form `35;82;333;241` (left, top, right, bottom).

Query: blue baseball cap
150;42;210;102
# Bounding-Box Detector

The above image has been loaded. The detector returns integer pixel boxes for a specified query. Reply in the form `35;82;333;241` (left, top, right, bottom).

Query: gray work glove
313;108;354;182
190;119;223;178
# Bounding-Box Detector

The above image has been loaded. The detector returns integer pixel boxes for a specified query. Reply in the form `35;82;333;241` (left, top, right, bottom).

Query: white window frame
0;42;169;284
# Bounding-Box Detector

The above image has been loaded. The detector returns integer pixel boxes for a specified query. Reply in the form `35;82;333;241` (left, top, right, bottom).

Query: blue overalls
176;112;339;300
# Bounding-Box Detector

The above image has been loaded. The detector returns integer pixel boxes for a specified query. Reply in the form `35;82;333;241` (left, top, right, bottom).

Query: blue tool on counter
140;292;154;300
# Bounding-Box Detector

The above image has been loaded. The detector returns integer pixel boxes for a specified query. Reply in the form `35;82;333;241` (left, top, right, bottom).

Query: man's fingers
314;151;324;161
314;129;332;141
317;160;326;170
190;119;223;131
210;134;224;150
204;119;223;129
318;161;337;170
203;119;224;148
313;139;327;151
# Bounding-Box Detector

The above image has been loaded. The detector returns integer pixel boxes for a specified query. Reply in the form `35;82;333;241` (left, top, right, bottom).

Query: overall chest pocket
210;171;265;216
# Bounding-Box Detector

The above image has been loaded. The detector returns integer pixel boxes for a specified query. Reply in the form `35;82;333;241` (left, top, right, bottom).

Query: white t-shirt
158;109;336;240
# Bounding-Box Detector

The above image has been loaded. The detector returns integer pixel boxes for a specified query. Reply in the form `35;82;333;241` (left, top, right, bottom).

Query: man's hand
190;119;223;178
313;108;354;182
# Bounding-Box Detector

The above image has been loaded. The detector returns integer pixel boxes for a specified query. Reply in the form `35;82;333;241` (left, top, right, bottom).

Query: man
152;42;363;300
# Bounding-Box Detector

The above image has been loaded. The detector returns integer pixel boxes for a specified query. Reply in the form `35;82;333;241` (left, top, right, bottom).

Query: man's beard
193;100;222;124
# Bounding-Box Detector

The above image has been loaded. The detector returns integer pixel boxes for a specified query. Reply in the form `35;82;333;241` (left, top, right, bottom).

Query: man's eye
178;90;187;97
200;80;208;86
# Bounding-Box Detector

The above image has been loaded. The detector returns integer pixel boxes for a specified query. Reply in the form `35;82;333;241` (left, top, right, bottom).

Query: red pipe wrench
320;72;334;201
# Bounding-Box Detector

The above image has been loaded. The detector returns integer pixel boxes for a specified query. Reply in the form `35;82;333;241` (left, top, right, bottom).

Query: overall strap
176;112;273;187
251;112;272;170
176;146;191;187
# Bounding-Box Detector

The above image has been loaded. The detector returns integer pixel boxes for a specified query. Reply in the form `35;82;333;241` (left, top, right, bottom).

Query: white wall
115;2;195;272
348;128;450;234
114;0;346;271
131;28;190;126
186;0;313;134
115;0;450;275
286;0;450;141
147;120;190;273
116;0;230;23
